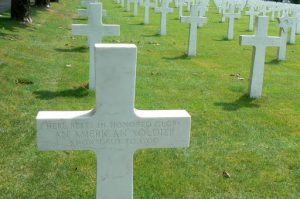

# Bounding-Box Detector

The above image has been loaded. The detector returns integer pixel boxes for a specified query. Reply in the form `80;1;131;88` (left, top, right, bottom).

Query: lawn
0;0;299;198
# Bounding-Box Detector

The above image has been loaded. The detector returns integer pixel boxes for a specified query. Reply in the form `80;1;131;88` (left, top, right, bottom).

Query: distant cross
155;0;173;35
72;3;120;90
289;17;297;44
270;6;276;21
133;0;139;16
220;0;228;23
186;0;191;12
37;44;191;199
81;0;98;7
245;5;259;31
197;4;208;27
181;4;207;56
150;0;158;9
223;3;240;40
127;0;132;12
197;5;207;17
78;2;106;17
143;0;151;24
178;0;185;19
296;11;300;34
240;16;281;98
277;17;294;61
259;4;269;16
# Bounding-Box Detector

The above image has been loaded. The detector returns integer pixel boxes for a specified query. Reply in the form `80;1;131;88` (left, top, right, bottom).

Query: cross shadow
33;85;89;100
128;22;144;25
0;15;27;32
72;17;88;21
265;59;281;65
214;36;230;41
162;53;190;60
55;46;88;53
214;94;260;111
142;33;161;37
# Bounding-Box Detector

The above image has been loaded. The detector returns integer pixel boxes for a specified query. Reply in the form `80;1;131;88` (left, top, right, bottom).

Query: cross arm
72;24;89;36
133;109;191;149
78;9;88;16
265;36;281;47
101;25;120;37
239;35;255;46
167;8;174;13
180;16;191;24
36;110;93;151
154;7;162;13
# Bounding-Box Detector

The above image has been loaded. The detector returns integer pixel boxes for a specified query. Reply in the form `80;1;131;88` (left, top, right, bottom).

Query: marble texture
155;0;173;35
245;6;259;32
36;44;191;199
223;3;240;40
240;16;281;98
181;5;207;56
72;3;120;90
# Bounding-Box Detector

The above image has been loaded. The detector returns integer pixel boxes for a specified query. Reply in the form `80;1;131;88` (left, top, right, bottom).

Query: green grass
0;0;299;198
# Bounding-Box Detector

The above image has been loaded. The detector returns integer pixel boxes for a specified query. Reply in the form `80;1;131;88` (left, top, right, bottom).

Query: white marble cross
36;44;191;199
155;0;173;35
245;5;259;31
78;1;106;17
181;4;207;56
293;10;300;37
72;3;120;90
277;17;294;61
81;0;98;7
178;0;185;19
133;0;139;16
127;0;132;12
289;17;297;44
142;0;151;24
121;0;125;7
240;16;281;98
223;3;240;40
220;0;228;23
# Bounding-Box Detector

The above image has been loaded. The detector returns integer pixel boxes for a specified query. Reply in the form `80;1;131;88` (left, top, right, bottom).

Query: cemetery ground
0;0;299;198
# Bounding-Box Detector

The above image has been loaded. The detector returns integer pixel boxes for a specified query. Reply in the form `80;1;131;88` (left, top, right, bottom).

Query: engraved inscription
41;120;180;148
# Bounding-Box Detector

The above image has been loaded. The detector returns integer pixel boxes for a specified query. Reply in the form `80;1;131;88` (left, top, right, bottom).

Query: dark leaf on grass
15;78;34;85
222;171;231;178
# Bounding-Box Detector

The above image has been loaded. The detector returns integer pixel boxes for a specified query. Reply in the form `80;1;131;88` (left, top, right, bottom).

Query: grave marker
142;0;150;24
240;16;281;98
245;5;259;31
133;0;139;16
181;4;207;56
223;3;240;40
155;0;173;35
81;0;98;7
37;44;191;199
72;3;120;90
277;17;293;61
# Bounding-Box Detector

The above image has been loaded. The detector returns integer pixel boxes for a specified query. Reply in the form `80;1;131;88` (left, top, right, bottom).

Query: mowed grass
0;0;299;198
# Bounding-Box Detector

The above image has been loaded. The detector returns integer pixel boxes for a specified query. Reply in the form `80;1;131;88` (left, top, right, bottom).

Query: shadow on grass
266;59;281;65
55;46;88;53
142;33;161;37
72;17;88;21
214;94;260;111
33;86;89;100
214;36;230;41
162;53;191;60
128;22;144;25
0;14;28;33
